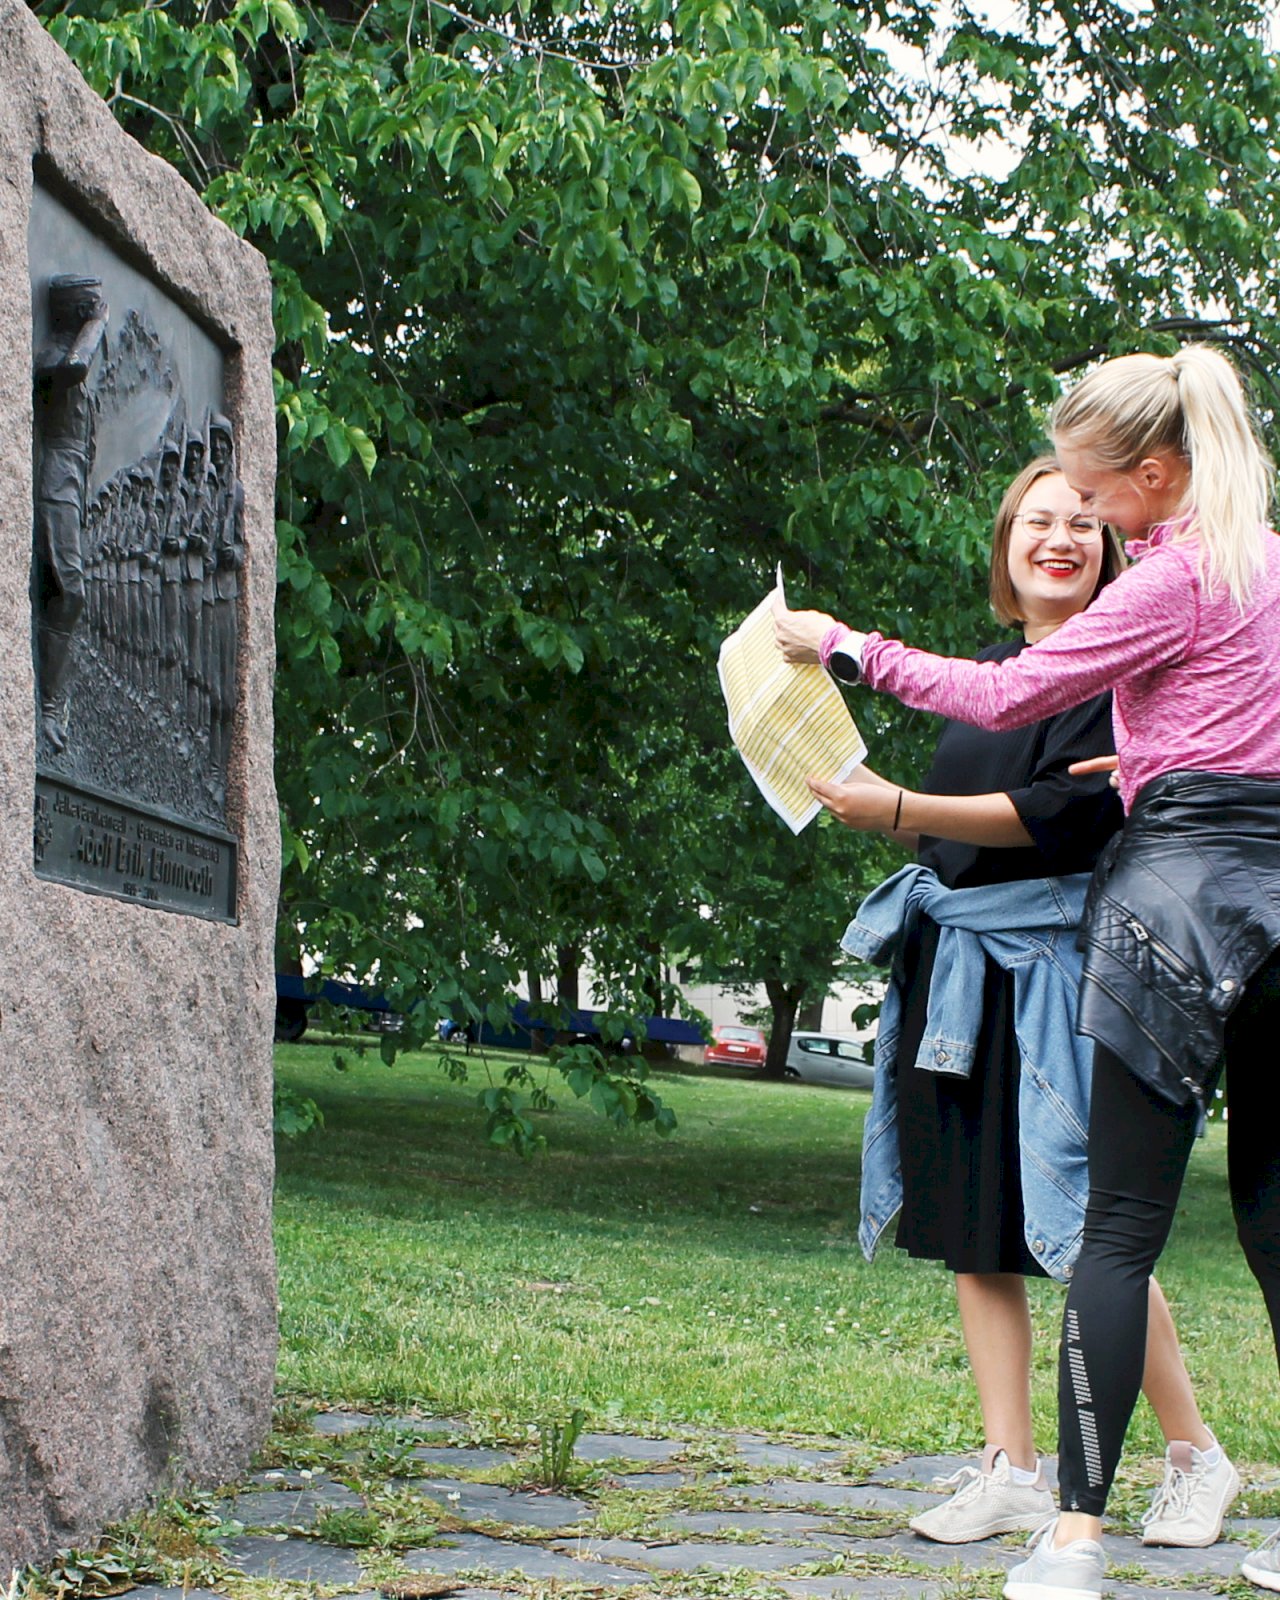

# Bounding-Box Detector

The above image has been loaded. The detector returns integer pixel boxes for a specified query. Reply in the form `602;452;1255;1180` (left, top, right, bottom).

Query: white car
784;1030;874;1089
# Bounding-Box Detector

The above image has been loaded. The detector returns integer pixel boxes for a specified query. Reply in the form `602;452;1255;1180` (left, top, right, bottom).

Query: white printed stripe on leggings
1065;1309;1104;1488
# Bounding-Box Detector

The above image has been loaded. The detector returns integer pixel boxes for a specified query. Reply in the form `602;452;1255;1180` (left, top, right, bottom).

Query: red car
704;1024;768;1068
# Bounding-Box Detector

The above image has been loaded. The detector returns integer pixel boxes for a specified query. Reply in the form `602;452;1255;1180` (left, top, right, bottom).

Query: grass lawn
274;1039;1280;1488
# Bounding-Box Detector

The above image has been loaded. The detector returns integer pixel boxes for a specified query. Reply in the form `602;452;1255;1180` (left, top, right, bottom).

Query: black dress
893;637;1122;1275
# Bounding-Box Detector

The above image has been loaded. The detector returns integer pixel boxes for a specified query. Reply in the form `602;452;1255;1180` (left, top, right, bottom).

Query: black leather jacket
1078;770;1280;1109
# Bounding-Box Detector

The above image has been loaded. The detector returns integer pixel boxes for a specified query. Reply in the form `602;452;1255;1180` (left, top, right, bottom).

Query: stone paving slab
403;1532;652;1584
314;1411;462;1438
311;1411;379;1436
125;1589;228;1600
216;1533;368;1585
736;1480;937;1514
866;1455;976;1487
407;1446;520;1470
332;1589;507;1600
555;1536;846;1572
384;1591;508;1600
657;1510;849;1538
1109;1589;1224;1600
730;1434;849;1471
854;1531;1021;1572
218;1482;364;1527
608;1470;692;1490
406;1591;509;1600
412;1477;593;1527
779;1578;945;1600
1098;1531;1248;1578
575;1432;687;1463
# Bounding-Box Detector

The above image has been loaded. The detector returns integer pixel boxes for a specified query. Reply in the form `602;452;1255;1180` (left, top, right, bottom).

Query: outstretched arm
862;550;1196;729
808;770;1032;849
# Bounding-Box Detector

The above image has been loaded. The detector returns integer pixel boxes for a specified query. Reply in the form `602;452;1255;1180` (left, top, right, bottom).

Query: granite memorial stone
1;0;278;1570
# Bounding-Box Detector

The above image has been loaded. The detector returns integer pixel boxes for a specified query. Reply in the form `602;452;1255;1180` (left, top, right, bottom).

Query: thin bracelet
893;789;904;831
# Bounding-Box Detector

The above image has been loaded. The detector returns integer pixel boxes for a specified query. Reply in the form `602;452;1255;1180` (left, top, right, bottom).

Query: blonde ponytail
1050;345;1273;605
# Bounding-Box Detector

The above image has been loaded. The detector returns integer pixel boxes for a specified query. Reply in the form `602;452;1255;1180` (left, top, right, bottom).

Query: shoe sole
1141;1463;1242;1548
1004;1580;1101;1600
1241;1561;1280;1592
911;1511;1051;1544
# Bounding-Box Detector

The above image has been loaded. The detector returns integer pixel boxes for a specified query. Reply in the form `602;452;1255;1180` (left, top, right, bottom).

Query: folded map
718;568;867;833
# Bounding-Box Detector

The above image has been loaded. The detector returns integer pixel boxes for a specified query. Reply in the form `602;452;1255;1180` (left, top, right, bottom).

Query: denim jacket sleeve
844;868;922;1264
857;968;905;1264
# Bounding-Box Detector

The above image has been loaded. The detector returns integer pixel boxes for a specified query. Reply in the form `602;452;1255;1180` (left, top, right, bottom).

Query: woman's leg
1055;1046;1200;1541
1138;1277;1240;1549
1141;1279;1214;1449
956;1273;1036;1469
1225;951;1280;1353
1217;951;1280;1590
910;1273;1053;1542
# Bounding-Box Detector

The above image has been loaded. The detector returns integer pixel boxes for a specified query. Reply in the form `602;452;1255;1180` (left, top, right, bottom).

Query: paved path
128;1413;1269;1600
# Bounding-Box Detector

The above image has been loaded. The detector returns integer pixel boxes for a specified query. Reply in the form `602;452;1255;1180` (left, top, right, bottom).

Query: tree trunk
527;968;548;1053
640;937;665;1015
555;943;583;1047
796;993;824;1032
761;978;805;1079
639;939;669;1059
556;944;580;1012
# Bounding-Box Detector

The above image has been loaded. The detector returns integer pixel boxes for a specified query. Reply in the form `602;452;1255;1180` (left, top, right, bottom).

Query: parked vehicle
276;977;703;1054
783;1030;874;1090
274;973;397;1041
704;1024;768;1068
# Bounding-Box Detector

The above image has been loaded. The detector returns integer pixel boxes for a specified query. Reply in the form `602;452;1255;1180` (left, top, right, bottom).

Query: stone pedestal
0;1;278;1568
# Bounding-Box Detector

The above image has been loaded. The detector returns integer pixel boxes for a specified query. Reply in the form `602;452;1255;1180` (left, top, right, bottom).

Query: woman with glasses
776;456;1232;1549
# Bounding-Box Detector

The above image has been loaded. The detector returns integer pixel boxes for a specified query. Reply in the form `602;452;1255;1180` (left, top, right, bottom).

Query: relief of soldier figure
32;273;108;753
32;278;245;821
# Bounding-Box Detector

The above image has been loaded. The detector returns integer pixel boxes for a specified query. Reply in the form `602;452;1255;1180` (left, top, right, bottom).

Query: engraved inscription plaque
34;776;237;922
30;185;242;921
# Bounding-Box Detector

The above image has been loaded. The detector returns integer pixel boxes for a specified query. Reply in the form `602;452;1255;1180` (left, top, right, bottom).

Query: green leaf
324;422;353;468
674;166;702;212
347;424;377;477
296;191;329;248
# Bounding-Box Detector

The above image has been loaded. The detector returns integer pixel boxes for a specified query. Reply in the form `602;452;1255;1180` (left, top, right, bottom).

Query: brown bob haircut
988;453;1127;628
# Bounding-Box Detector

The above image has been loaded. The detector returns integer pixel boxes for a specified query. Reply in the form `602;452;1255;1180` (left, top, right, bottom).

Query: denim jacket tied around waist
845;865;1093;1283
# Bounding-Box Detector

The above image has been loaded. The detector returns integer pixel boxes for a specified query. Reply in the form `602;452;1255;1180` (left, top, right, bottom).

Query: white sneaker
1141;1439;1240;1547
1004;1518;1106;1600
910;1446;1054;1544
1243;1528;1280;1590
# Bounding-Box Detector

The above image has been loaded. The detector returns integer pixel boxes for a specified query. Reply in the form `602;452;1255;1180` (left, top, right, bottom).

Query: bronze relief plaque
30;184;241;922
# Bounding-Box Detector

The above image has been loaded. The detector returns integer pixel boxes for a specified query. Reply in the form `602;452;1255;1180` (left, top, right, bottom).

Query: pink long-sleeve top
840;523;1280;812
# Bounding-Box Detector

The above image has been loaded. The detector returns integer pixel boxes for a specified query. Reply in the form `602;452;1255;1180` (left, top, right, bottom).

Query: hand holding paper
769;585;833;664
718;569;867;834
805;768;883;824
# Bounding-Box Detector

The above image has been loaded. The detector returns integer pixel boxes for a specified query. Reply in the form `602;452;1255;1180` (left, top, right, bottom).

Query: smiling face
1054;443;1189;537
1006;471;1105;641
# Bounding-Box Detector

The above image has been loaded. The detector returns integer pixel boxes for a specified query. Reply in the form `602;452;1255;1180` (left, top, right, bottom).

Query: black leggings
1057;947;1280;1515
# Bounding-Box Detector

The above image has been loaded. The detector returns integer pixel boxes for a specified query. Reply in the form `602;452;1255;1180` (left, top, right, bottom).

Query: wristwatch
828;639;865;685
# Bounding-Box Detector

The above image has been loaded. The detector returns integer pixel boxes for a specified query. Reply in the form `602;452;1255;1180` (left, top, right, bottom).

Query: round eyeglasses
1014;511;1103;542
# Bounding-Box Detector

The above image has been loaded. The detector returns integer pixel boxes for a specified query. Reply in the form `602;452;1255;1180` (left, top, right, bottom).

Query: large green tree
37;0;1280;1129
